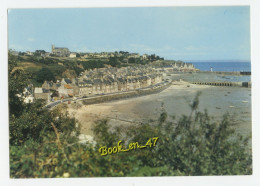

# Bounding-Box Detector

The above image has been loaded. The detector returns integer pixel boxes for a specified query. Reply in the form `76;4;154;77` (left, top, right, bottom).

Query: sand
67;81;251;139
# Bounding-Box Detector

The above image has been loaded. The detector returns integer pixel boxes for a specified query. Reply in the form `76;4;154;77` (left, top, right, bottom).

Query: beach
68;81;251;139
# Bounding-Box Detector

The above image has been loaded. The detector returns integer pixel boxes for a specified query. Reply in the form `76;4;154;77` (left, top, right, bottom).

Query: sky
8;6;250;61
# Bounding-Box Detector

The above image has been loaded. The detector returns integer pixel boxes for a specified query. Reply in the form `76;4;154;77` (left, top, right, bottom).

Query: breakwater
192;81;251;88
80;82;171;105
192;71;251;76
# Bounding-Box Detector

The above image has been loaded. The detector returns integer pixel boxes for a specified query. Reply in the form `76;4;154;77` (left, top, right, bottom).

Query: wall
80;83;171;106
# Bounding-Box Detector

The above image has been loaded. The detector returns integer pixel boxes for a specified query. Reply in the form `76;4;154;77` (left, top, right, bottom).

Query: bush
123;92;252;175
9;56;252;177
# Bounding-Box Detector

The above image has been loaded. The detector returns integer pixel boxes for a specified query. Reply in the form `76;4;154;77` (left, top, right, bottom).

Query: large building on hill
51;45;70;57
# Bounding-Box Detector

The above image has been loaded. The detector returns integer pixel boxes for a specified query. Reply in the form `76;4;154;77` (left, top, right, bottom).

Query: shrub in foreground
10;92;252;177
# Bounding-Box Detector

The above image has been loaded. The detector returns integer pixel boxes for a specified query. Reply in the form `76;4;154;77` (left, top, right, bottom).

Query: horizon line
184;59;251;63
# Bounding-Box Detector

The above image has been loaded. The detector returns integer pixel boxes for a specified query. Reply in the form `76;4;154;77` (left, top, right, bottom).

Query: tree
128;57;136;63
150;54;156;61
34;50;46;56
9;57;81;175
36;67;55;84
81;60;105;70
125;92;252;175
9;59;252;178
8;54;29;117
107;57;120;67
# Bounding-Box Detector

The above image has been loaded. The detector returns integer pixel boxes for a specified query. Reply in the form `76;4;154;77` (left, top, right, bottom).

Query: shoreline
68;81;251;140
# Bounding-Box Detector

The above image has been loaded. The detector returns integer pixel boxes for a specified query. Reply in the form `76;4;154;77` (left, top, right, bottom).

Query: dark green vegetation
13;54;161;86
9;55;252;178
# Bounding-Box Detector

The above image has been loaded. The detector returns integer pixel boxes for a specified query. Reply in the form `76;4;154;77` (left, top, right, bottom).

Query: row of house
32;63;198;103
33;65;163;103
77;74;162;97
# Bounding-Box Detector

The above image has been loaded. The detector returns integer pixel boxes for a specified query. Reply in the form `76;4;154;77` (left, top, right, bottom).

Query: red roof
64;84;72;89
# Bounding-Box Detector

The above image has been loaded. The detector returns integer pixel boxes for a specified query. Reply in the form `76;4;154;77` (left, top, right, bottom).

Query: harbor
68;79;251;142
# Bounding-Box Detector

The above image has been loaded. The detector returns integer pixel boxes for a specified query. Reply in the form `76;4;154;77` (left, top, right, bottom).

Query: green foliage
9;101;83;177
9;100;79;144
9;92;252;177
8;54;29;117
12;54;154;84
125;96;252;175
47;64;66;79
63;60;83;76
93;119;121;147
106;57;121;67
9;54;252;177
80;60;105;70
36;67;55;84
34;50;46;56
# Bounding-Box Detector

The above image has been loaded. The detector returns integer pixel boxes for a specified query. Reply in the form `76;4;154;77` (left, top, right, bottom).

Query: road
45;81;170;109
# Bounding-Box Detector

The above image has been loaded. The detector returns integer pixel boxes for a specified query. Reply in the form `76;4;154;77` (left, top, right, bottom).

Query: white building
16;86;34;103
69;53;77;58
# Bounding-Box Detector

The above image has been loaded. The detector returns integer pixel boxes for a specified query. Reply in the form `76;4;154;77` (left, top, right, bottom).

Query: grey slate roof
84;79;93;85
107;76;115;82
117;78;125;83
42;88;50;93
64;78;72;84
103;79;111;85
93;79;103;85
55;83;61;87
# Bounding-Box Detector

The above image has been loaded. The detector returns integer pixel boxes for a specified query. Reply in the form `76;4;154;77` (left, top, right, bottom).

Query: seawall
80;83;171;105
195;71;251;76
192;81;251;88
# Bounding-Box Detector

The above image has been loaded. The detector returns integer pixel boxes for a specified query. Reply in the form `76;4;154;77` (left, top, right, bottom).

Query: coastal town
7;7;253;179
13;45;198;105
6;6;254;180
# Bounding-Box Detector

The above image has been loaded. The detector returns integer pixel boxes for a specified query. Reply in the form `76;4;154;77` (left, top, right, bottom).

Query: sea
191;62;251;72
171;62;251;82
